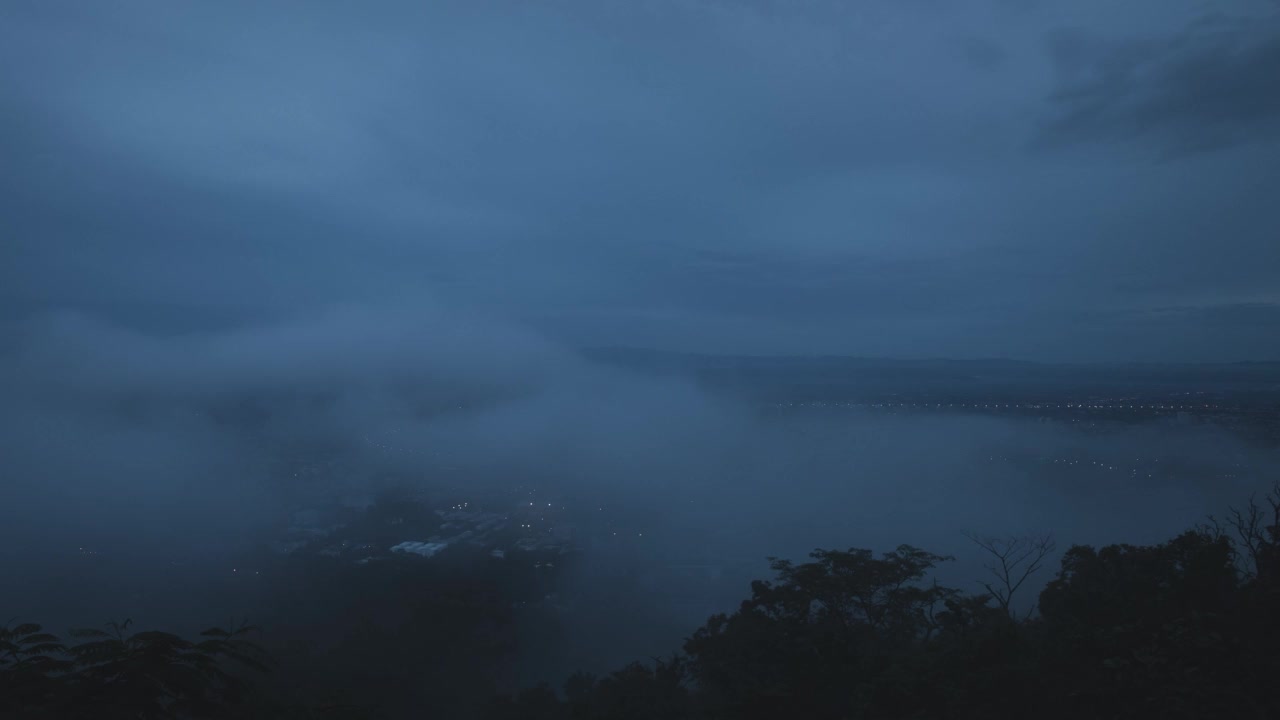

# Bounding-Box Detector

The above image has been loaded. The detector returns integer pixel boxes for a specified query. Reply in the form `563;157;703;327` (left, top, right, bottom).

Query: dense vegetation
0;619;271;719
496;482;1280;719
5;483;1277;719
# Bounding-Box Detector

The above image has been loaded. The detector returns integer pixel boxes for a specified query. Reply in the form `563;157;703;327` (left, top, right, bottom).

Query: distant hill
582;347;1280;403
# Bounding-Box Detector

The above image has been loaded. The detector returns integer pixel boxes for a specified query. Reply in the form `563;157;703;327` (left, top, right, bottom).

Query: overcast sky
3;0;1279;361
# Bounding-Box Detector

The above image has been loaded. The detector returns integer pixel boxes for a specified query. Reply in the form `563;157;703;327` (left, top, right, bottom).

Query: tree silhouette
0;622;71;713
963;532;1056;621
682;545;963;719
486;487;1280;719
0;618;270;719
1220;480;1280;583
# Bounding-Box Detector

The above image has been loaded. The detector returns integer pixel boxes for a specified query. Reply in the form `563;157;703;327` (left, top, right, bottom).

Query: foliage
0;618;270;719
489;483;1280;720
680;545;957;719
0;622;70;711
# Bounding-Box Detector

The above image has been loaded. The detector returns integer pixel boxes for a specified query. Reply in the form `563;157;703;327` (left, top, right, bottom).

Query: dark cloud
959;36;1009;70
1148;301;1280;328
1038;13;1280;154
0;0;1276;360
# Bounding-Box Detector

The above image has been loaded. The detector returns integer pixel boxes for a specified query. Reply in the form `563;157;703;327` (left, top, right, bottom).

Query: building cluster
274;495;579;567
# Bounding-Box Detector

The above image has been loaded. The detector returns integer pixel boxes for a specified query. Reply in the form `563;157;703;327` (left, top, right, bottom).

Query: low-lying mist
2;305;1276;680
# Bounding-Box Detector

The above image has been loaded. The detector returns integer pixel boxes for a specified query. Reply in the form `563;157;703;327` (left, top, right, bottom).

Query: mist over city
2;2;1279;718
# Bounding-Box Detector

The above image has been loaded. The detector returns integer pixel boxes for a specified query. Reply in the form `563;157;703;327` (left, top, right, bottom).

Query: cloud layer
2;0;1278;359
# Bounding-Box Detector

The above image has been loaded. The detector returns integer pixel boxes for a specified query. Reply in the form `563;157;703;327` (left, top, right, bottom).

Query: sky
3;0;1279;361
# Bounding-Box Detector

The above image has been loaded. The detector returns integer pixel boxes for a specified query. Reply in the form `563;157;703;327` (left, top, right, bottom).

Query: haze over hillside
2;0;1278;717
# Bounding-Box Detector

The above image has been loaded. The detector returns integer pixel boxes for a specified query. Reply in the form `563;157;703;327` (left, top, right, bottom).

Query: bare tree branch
1224;480;1280;580
963;532;1056;621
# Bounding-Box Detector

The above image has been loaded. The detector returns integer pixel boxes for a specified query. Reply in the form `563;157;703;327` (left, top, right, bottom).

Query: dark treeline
5;484;1278;720
488;485;1280;720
